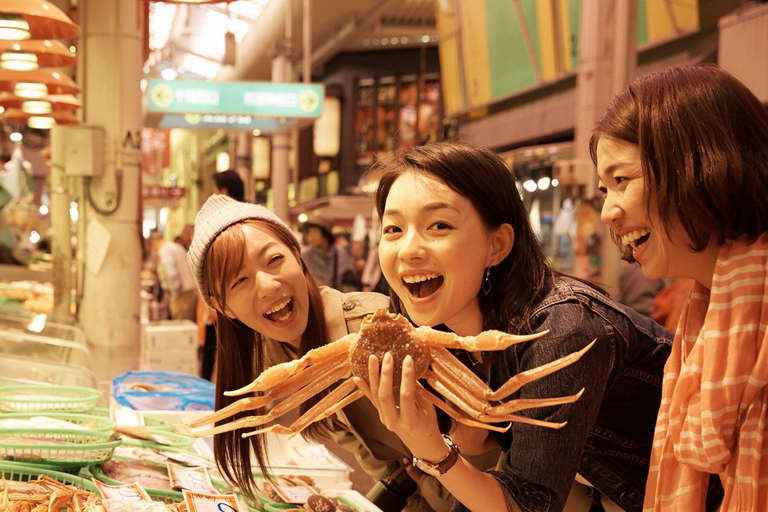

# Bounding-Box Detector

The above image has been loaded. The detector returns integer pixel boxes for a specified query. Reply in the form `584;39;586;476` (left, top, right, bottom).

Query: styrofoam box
140;320;197;373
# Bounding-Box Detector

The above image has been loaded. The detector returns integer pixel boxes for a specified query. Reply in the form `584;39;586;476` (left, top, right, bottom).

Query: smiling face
220;224;309;348
596;137;718;286
378;172;500;336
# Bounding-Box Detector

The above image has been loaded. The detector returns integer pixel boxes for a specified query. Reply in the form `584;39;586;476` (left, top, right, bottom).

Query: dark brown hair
590;65;768;256
203;219;331;500
370;142;557;333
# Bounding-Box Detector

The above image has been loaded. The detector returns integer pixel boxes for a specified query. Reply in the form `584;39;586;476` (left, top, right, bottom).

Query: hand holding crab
184;310;594;437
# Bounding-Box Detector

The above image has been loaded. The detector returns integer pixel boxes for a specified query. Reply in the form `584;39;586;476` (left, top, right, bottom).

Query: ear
487;223;514;267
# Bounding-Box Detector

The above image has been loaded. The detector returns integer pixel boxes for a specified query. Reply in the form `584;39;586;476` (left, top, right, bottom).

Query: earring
482;261;493;295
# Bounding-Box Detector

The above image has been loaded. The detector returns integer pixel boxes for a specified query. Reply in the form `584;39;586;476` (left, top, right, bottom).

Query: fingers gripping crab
185;310;594;437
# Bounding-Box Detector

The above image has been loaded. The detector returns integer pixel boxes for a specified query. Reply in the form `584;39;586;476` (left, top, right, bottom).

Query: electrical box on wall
64;125;105;177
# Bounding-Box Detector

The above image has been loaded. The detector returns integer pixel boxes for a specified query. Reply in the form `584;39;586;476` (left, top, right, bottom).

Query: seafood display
100;460;174;491
187;310;594;438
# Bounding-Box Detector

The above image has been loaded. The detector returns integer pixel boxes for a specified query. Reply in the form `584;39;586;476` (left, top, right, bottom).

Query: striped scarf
644;233;768;511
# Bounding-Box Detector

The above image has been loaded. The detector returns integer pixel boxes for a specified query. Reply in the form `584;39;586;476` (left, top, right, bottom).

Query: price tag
269;483;320;504
111;408;146;427
292;444;337;465
183;490;243;512
92;479;152;501
167;462;219;494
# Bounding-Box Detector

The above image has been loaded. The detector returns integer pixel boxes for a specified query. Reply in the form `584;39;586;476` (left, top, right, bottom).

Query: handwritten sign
183;490;243;512
92;479;151;501
167;462;219;494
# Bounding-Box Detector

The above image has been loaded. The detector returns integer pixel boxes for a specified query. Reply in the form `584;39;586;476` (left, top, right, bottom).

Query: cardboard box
140;320;197;374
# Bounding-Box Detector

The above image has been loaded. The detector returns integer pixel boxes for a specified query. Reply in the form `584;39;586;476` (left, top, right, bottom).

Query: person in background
357;142;698;512
150;230;197;322
213;169;245;202
593;65;768;511
301;215;356;291
617;261;665;318
179;224;194;250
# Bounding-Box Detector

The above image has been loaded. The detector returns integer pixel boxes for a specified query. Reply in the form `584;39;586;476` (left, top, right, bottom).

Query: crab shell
349;310;431;385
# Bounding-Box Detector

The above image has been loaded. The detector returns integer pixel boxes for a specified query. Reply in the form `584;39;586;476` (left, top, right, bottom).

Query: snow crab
185;310;594;437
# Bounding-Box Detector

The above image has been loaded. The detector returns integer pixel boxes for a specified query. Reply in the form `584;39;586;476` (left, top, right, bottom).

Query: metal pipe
303;0;311;83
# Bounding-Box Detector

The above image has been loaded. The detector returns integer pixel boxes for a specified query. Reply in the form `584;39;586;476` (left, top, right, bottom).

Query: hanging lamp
0;0;79;40
1;107;78;127
0;40;77;70
0;68;80;96
0;92;81;111
137;0;239;3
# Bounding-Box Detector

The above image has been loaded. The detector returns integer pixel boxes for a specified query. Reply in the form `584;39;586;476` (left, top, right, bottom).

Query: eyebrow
600;160;637;177
383;202;461;217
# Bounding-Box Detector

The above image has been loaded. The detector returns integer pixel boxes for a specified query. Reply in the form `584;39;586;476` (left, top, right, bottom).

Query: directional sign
158;114;299;132
147;80;324;118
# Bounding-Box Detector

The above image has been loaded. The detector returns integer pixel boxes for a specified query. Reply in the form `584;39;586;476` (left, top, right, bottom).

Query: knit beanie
187;194;300;308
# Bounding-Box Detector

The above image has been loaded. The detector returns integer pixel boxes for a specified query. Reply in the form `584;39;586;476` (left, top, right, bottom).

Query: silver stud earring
482;261;493;295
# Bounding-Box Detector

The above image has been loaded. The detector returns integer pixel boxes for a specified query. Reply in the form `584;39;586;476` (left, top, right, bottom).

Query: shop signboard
147;79;324;118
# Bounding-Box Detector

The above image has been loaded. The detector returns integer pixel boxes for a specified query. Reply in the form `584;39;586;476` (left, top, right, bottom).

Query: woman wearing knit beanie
187;195;444;511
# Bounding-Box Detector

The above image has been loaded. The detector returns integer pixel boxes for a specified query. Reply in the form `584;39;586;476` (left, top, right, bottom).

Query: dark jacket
449;277;680;512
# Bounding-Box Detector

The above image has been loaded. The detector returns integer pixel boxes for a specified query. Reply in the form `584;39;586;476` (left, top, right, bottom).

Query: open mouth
264;298;294;322
621;229;650;253
402;273;444;299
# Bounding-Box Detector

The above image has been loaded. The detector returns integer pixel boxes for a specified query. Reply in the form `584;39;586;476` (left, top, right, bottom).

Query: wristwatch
412;435;460;477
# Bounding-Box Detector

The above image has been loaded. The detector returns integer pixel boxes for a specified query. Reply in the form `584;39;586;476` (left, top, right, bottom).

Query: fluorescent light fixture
537;177;551;191
14;81;48;98
27;116;55;129
10;132;22;142
1;50;38;70
22;100;52;115
0;14;30;40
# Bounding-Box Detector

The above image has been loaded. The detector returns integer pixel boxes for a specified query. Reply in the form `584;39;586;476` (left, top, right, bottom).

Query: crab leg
187;365;351;437
243;379;363;438
415;384;510;432
224;333;356;396
487;389;584;415
429;346;493;399
417;327;548;351
184;351;348;428
487;339;596;401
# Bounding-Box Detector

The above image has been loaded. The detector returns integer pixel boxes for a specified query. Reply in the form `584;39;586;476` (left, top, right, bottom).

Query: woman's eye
382;225;401;235
230;277;246;290
268;254;283;265
614;176;627;185
430;221;451;230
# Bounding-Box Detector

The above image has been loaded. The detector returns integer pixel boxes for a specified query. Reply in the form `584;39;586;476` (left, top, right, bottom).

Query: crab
184;310;594;438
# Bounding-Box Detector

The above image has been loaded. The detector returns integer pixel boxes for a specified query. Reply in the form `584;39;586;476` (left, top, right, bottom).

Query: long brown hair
203;219;333;500
370;142;559;334
590;65;768;258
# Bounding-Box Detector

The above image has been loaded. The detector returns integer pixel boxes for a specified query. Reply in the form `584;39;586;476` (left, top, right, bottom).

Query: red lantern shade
1;0;80;40
1;107;79;125
0;92;81;110
0;68;80;95
0;40;77;68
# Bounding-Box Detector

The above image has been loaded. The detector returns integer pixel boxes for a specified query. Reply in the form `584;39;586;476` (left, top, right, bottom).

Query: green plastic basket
91;407;172;430
0;428;120;468
0;460;99;492
0;411;116;432
0;385;101;413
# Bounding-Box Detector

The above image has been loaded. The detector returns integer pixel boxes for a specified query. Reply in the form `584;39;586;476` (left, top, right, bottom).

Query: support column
271;53;291;220
76;0;143;359
236;131;253;202
49;128;72;320
573;0;636;293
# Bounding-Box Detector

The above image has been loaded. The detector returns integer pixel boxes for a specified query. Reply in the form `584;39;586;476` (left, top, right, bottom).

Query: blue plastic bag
112;371;215;411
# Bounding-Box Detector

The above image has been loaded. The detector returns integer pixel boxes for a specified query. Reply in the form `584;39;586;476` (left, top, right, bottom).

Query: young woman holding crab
592;65;768;511
356;142;723;512
186;194;522;512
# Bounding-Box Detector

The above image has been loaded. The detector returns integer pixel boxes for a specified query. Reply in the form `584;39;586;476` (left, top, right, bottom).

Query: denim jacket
450;277;675;512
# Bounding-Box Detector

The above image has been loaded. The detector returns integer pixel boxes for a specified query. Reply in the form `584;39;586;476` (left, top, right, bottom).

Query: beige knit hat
187;194;300;308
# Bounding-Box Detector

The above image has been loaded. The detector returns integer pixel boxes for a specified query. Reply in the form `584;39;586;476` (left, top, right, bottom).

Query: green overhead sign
147;79;324;118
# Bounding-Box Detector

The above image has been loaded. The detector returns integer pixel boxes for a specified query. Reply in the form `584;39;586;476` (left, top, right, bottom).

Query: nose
600;192;623;229
399;228;427;262
255;271;280;299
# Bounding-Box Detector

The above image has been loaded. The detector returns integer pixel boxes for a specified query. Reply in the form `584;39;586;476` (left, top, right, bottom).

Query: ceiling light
27;115;55;129
523;179;537;193
21;99;51;114
14;81;47;98
0;1;79;40
537;176;551;191
160;67;177;80
1;50;37;70
0;40;76;68
551;179;559;187
10;132;22;142
0;14;30;40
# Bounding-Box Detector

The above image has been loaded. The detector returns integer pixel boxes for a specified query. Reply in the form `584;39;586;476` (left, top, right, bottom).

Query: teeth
402;273;440;284
265;298;290;315
621;229;650;248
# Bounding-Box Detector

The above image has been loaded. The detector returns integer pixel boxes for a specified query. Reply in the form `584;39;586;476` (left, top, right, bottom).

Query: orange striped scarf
644;233;768;511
